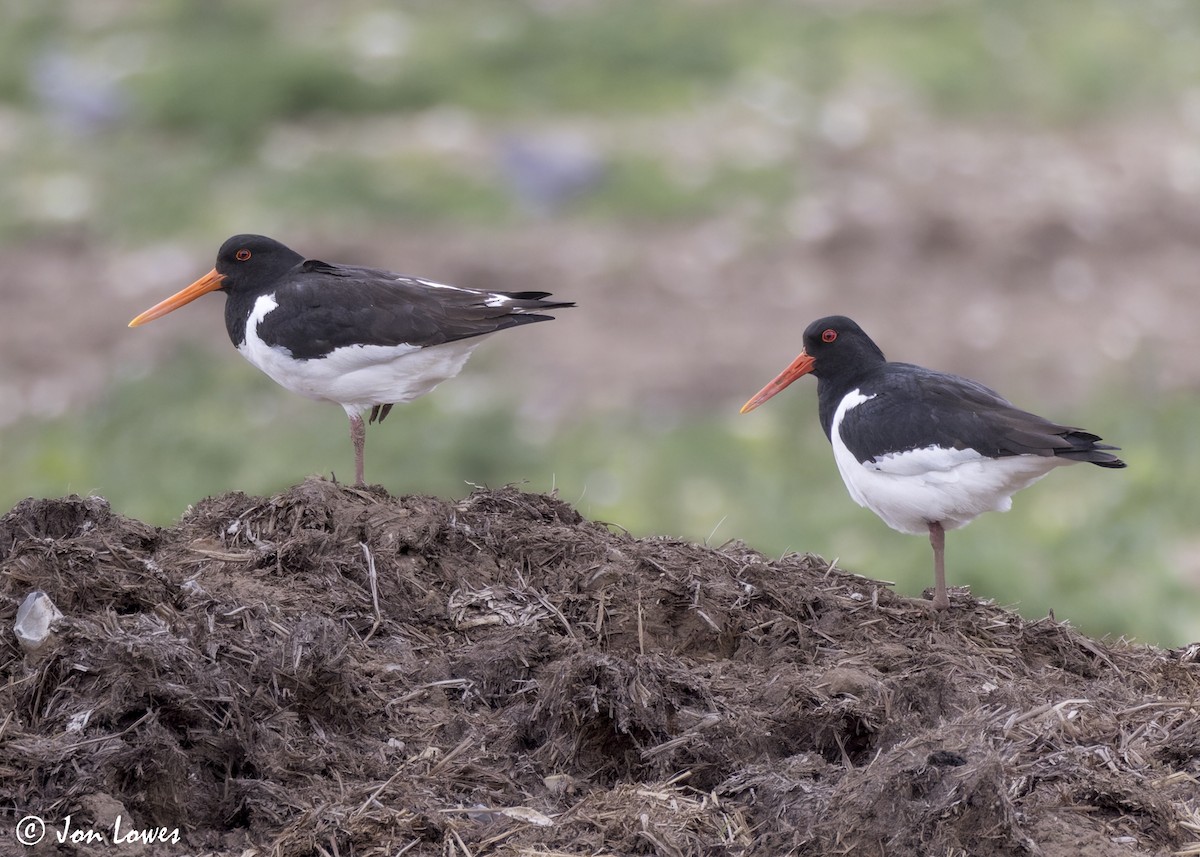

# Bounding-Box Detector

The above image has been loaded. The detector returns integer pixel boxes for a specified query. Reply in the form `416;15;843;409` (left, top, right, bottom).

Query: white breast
829;389;1069;535
236;293;485;418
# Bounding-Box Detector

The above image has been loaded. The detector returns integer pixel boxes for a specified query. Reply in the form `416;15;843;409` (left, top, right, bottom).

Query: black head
213;234;305;292
741;315;886;413
799;316;887;380
129;234;305;327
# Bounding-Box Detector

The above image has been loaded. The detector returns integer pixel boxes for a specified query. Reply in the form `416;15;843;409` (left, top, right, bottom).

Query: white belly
236;294;484;417
829;390;1069;535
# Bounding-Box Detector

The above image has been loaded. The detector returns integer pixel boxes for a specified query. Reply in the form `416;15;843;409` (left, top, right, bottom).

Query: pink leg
928;521;949;610
348;413;366;486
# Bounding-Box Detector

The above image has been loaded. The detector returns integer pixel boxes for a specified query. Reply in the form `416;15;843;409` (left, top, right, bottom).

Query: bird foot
920;585;972;611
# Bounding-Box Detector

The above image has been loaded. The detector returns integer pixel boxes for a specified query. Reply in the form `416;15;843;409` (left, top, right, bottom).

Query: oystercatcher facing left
129;234;573;486
740;315;1125;610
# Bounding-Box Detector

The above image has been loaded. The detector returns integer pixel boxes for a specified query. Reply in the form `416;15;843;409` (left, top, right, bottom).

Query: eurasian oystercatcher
740;315;1125;610
129;234;573;486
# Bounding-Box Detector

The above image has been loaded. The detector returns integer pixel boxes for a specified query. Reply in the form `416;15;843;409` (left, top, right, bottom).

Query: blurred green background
1;0;1198;645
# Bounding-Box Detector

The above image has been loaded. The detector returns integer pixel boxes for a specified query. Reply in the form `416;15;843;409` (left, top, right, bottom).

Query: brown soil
2;479;1198;856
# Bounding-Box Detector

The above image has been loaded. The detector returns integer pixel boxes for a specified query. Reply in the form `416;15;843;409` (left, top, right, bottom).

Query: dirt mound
1;479;1198;856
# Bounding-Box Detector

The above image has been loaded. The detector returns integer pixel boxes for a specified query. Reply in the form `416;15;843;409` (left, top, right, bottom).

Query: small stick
359;542;382;642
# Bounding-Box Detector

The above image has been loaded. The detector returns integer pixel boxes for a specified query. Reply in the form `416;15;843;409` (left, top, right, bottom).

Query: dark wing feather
257;262;573;360
838;364;1125;468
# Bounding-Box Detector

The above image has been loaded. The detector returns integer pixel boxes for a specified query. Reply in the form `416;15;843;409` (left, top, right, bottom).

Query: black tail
369;404;394;424
496;290;576;312
1055;430;1127;468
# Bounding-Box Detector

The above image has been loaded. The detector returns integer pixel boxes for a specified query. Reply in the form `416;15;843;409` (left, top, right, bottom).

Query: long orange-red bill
740;350;815;413
128;268;227;327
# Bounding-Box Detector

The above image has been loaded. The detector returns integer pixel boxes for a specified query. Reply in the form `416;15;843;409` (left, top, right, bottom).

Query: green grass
3;1;1200;242
101;1;1200;134
2;352;1194;648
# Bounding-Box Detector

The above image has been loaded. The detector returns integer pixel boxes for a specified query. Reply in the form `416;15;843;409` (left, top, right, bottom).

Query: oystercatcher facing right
740;315;1126;610
129;234;573;486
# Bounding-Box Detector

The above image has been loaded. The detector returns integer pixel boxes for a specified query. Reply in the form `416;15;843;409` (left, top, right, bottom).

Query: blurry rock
30;47;128;133
14;590;63;652
497;132;607;215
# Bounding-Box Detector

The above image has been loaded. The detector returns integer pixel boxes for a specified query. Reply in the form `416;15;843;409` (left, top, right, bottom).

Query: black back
802;316;1125;467
211;235;573;359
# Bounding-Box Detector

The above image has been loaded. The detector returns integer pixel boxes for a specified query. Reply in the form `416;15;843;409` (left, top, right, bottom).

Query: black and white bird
129;234;573;486
740;315;1125;610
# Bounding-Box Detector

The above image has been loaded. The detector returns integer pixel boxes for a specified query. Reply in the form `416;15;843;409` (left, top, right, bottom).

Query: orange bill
128;268;227;327
740;350;815;413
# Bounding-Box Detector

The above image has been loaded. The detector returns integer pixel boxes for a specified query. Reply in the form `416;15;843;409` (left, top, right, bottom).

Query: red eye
822;329;837;343
235;249;251;261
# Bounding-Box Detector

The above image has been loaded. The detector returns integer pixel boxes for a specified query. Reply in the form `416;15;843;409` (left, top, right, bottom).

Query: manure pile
1;478;1198;856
